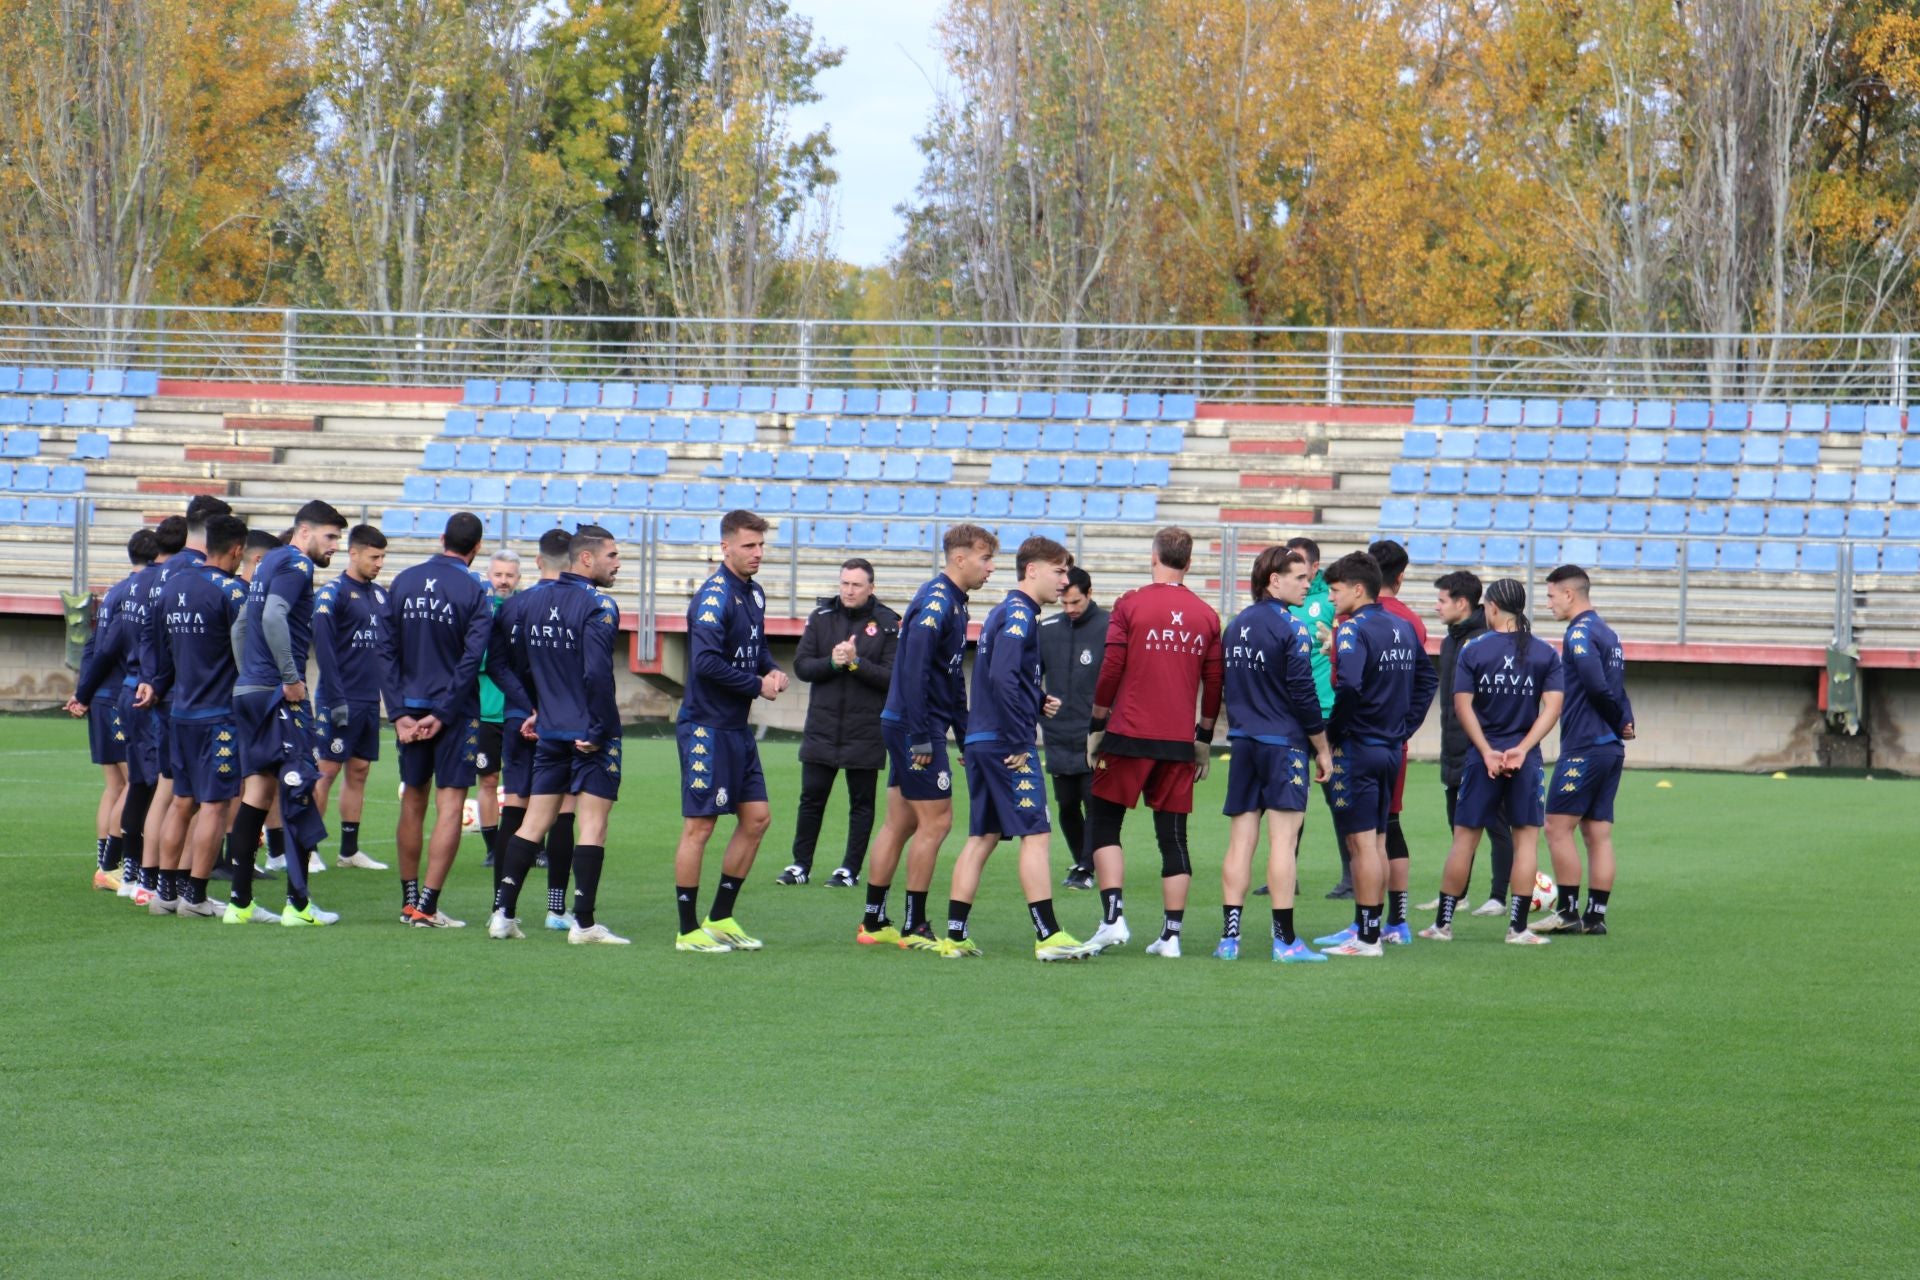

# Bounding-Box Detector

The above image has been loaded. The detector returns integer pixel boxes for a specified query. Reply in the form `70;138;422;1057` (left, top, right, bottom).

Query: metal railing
49;495;1920;661
4;300;1920;405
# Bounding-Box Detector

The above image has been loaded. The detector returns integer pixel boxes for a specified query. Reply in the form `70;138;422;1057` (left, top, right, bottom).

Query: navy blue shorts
678;723;767;818
233;689;295;777
1329;739;1399;837
500;716;536;798
474;721;503;777
169;716;243;803
398;715;480;791
966;751;1050;840
319;704;382;764
88;696;126;766
882;718;954;802
1222;741;1310;816
1455;748;1546;830
121;687;161;786
532;737;622;801
151;707;175;780
1547;746;1625;823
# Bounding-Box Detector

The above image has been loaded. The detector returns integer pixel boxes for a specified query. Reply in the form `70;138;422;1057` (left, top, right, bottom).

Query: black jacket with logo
1437;606;1490;787
1037;603;1109;776
794;594;899;770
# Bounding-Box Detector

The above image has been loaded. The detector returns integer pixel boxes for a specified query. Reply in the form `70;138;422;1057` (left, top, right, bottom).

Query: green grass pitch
1;714;1914;1278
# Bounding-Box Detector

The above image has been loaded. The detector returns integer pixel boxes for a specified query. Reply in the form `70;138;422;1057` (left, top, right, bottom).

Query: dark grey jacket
794;595;899;770
1437;606;1489;788
1037;603;1108;776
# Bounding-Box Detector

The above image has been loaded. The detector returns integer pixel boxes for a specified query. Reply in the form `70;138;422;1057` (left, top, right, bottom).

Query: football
1530;871;1556;912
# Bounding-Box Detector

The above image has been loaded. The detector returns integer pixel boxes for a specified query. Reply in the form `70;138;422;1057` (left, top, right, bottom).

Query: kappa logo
936;770;951;792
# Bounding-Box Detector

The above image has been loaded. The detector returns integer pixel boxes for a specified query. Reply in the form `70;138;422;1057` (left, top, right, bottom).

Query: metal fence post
1676;546;1689;645
1835;541;1855;648
640;513;658;664
1895;335;1910;412
788;531;800;620
1327;328;1344;406
280;309;298;383
799;321;814;388
71;496;89;593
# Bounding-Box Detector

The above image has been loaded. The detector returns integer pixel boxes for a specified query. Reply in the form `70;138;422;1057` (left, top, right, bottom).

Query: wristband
1090;715;1109;734
1196;724;1212;742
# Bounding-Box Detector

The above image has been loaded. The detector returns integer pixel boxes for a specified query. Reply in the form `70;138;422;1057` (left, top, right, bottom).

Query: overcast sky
787;0;946;267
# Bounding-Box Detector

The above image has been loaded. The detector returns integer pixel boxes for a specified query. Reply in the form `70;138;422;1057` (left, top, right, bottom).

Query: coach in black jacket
1434;569;1512;910
779;559;899;886
1038;567;1107;888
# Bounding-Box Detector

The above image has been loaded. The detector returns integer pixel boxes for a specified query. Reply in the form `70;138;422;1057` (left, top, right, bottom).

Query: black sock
1100;887;1123;924
1585;888;1610;921
420;884;440;916
139;863;156;891
903;889;928;934
676;885;699;934
187;875;209;904
105;833;124;872
1509;893;1531;933
95;836;109;870
158;869;176;901
710;872;744;921
1029;897;1061;939
495;834;543;916
947;899;973;941
494;805;523;890
571;845;604;928
340;821;360;861
402;878;419;911
1272;907;1296;945
226;802;268;909
282;841;311;911
864;882;890;928
1388;889;1408;926
1357;902;1382;944
1222;904;1242;939
548;813;575;879
1437;893;1459;929
265;826;286;865
480;825;498;861
1556;883;1580;916
1160;909;1183;939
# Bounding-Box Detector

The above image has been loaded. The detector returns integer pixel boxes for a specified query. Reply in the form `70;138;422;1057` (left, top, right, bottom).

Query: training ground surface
1;715;1914;1278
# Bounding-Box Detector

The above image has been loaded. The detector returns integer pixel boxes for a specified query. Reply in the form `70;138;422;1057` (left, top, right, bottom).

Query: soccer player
1314;551;1437;957
239;530;278;584
311;524;391;871
69;528;155;890
672;510;787;952
146;514;254;917
1419;579;1564;945
1216;547;1332;964
475;549;522;865
937;536;1089;960
382;511;493;927
226;499;348;926
489;526;628;944
1271;535;1345;900
1368;539;1431;940
1429;570;1511;917
112;515;185;905
1038;565;1106;891
855;524;996;949
488;528;577;930
1537;563;1634;935
1082;527;1224;959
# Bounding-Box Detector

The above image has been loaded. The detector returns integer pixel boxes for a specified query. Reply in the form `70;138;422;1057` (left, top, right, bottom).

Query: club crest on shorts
716;787;729;807
937;770;951;792
475;752;490;770
282;769;301;787
331;737;345;755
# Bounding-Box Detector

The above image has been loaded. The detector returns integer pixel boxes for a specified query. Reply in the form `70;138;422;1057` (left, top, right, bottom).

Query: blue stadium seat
70;432;108;461
1465;466;1502;496
1864;404;1903;433
847;519;884;547
1456;500;1492;530
1656;469;1693;500
683;416;719;444
946;390;984;417
507;411;541;440
831;485;864;515
1112;424;1148;453
1405;534;1445;563
1026;457;1062;486
53;368;88;395
1443;534;1482;562
470;477;506;505
1512;432;1550;463
602;383;638;410
17;368;52;394
846;453;882;482
1056;393;1092;419
1486;399;1523;427
972;390;1015;418
1695;471;1734;500
422;442;456;470
1806;509;1845;539
28;400;61;426
1626;433;1663;464
1559;399;1597;427
600;446;634;475
802;519;844;547
1560;536;1601;565
562;445;597;473
1401;430;1437;460
458;442;494;470
1050;491;1084;520
440;408;476;437
1100;458;1133;486
903;488;938;517
1771;506;1810;536
811;452;847;481
381;508;415;536
824;419;859;449
1380;498;1415;529
963;422;1002;451
887;522;931;551
123;370;158;397
910;390;948;417
1039;422;1075;452
1010;490;1046;519
1133;459;1171;486
925;421;962;451
531;380;564;408
1853;545;1881;574
772;387;810;414
1449;398;1486;426
1521;399;1559;427
738;386;774;414
1665;436;1703;465
1617;469;1655;499
1736;470;1774;501
895;420;932;450
548;413;582;440
57;401;96;428
1571;502;1608;533
1076;424;1111;452
1427;464;1464;495
881;454;915;483
1725;506;1764;537
1590;434;1627;464
669;384;705;410
1542;468;1579;497
4;429;38;458
1123;393;1160;420
1438;431;1476;460
583;414;617;441
1411;399;1448;426
1749;403;1787;431
1598;539;1637;570
1710;402;1749;429
463;379;496;405
1005;422;1041;451
843;388;880;415
1596;400;1634;428
1483;535;1524;564
1549;433;1585;463
1706;437;1744;468
1062;458;1097;487
1492;501;1529;531
875;389;911;416
565;382;601;408
546;478;580;506
789;418;827;447
1758;543;1798;573
1742;435;1780;466
1814;472;1853;503
492;443;526;471
1689;506;1727;536
1861;438;1897;469
1159;395;1197;420
1475;431;1512;461
478;409;511;437
1891;510;1920;538
758;485;791;512
1788;403;1827;433
1686;540;1717;571
402;475;436;503
1415;499;1454;529
634;384;671;411
1857;473;1894;504
1017;391;1052;419
1828;404;1865;433
1640;541;1678;570
769;452;804;481
1635;400;1673;428
688;482;726;510
1673;402;1712;430
1801;544;1839;573
1084;492;1121;521
527;444;562;471
663;517;703;544
1649;506;1686;535
1389;463;1423;493
721;416;757;445
862;420;898;449
439;477;472;503
1610;503;1647;534
867;487;902;515
1532;501;1570;532
1119;492;1157;522
614;481;649;509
